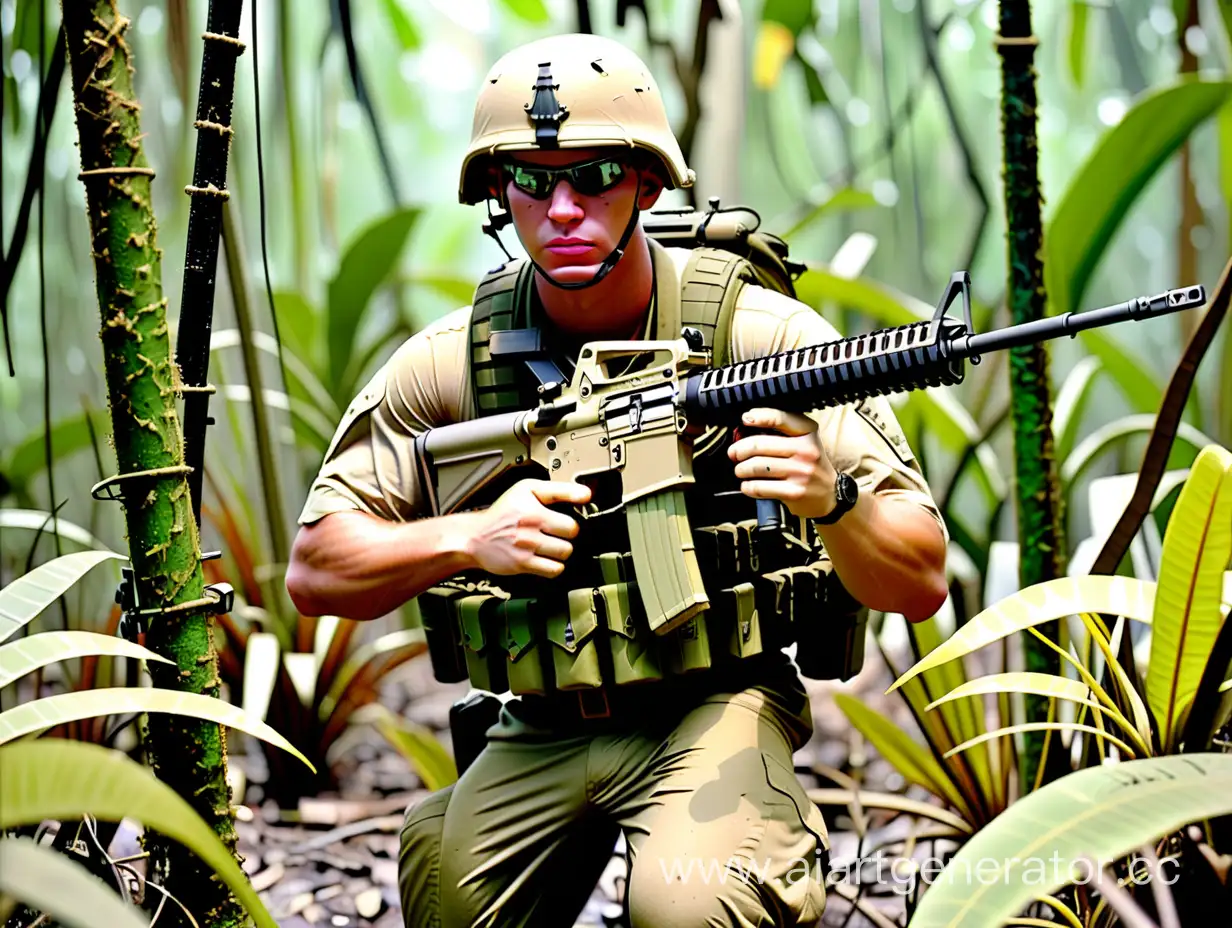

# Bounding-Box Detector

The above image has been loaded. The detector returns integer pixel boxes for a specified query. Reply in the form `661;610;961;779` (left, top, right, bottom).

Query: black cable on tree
175;2;246;524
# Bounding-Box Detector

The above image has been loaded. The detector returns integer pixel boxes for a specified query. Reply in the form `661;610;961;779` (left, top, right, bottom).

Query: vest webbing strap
677;247;755;369
467;247;754;417
470;259;531;414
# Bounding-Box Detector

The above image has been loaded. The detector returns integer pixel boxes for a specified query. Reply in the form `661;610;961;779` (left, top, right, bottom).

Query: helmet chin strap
481;176;645;291
527;198;641;290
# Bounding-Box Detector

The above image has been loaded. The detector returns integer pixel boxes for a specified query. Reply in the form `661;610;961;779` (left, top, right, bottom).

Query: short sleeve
297;306;474;525
727;284;948;541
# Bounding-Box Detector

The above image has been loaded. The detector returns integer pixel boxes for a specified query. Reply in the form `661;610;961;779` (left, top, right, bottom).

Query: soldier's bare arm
286;479;591;622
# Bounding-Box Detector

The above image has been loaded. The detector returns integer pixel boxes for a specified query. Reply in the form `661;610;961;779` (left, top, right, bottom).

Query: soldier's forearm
813;492;949;623
285;509;479;621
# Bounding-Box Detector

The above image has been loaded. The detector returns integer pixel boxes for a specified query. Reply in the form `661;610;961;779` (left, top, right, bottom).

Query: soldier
286;32;949;928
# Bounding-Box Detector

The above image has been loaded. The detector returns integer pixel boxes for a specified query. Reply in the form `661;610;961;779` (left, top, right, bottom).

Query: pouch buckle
578;686;611;719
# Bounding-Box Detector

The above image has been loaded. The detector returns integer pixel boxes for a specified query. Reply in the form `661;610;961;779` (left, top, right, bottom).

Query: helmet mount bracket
525;62;569;148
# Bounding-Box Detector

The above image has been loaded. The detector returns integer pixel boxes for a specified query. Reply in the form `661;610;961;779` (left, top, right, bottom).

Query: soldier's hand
728;407;838;518
466;479;592;578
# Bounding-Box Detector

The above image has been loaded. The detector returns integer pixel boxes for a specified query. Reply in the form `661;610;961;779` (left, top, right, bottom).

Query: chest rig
415;235;868;711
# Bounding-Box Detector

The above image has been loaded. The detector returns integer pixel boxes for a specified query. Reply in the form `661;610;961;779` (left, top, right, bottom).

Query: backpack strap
677;246;756;368
468;247;754;419
469;259;534;415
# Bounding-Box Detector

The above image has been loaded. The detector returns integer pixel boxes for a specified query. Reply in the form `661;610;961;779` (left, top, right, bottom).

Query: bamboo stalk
56;4;247;926
995;0;1069;793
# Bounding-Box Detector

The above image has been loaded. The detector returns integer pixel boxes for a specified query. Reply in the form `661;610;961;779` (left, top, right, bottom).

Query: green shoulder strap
469;259;535;415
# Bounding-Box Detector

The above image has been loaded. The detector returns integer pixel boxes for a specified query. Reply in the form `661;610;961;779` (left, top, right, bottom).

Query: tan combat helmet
458;32;695;206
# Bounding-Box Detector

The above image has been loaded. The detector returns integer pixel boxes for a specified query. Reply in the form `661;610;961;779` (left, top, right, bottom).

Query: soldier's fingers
523;555;567;578
733;456;793;480
727;433;802;461
534;535;574;562
530;480;592;507
741;408;817;437
539;509;581;539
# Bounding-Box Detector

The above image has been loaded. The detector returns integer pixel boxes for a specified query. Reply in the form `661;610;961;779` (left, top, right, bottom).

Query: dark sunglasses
503;157;628;199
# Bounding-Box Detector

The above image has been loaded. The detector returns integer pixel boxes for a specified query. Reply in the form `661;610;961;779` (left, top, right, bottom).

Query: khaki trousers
398;658;830;928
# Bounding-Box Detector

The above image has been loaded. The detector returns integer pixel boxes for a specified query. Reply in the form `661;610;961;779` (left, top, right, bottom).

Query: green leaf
2;410;110;496
1061;414;1214;486
0;837;150;928
944;722;1138;761
1076;328;1163;418
904;753;1232;928
0;739;280;928
406;273;479;308
0;509;107;550
374;706;458;790
0;551;125;644
272;291;321;372
833;692;972;820
318;628;426;721
807;788;972;835
241;631;281;722
0;631;173;689
0;687;316;773
909;618;993;814
496;0;549;23
889;576;1157;695
795;264;934;325
762;0;816;35
926;672;1102;714
1044;77;1232;321
378;0;420;50
1146;445;1232;751
1052;356;1102;463
906;389;1007;507
326;208;421;396
1067;2;1090;87
782;188;881;240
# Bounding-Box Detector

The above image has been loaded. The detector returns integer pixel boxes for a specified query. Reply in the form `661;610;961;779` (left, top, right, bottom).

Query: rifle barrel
953;286;1206;358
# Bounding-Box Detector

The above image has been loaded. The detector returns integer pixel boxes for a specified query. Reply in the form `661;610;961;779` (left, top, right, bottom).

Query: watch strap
814;472;858;525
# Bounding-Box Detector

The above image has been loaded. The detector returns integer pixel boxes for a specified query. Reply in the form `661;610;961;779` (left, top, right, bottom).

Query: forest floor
226;625;948;928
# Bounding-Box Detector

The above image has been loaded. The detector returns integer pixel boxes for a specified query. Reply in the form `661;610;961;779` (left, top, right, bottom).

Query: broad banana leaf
0;631;173;689
1045;77;1232;320
0;687;315;772
0;837;148;928
0;550;125;643
0;740;279;928
905;753;1232;928
1146;445;1232;752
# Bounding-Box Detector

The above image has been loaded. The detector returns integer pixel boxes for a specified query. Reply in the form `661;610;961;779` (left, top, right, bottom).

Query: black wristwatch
814;472;858;525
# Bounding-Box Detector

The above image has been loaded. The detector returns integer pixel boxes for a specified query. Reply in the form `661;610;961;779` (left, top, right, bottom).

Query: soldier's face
498;148;662;283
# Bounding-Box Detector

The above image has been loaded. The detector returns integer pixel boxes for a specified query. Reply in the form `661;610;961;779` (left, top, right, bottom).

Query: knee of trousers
398;785;454;928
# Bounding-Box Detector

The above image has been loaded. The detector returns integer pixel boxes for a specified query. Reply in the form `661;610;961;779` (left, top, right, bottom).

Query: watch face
837;472;858;503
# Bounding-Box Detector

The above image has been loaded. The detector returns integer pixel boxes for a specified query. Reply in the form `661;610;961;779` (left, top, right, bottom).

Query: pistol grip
734;424;785;535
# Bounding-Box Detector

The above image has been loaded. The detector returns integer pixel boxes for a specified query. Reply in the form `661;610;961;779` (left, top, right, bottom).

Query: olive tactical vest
416;223;868;701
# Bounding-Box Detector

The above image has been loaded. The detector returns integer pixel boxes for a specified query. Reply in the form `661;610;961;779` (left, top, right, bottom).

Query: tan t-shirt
297;241;946;540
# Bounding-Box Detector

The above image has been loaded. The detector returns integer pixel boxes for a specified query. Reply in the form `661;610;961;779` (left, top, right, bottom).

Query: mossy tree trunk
996;0;1069;793
58;4;247;926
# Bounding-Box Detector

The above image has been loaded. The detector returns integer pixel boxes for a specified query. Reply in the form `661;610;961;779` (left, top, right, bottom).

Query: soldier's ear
485;164;505;202
636;168;664;209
